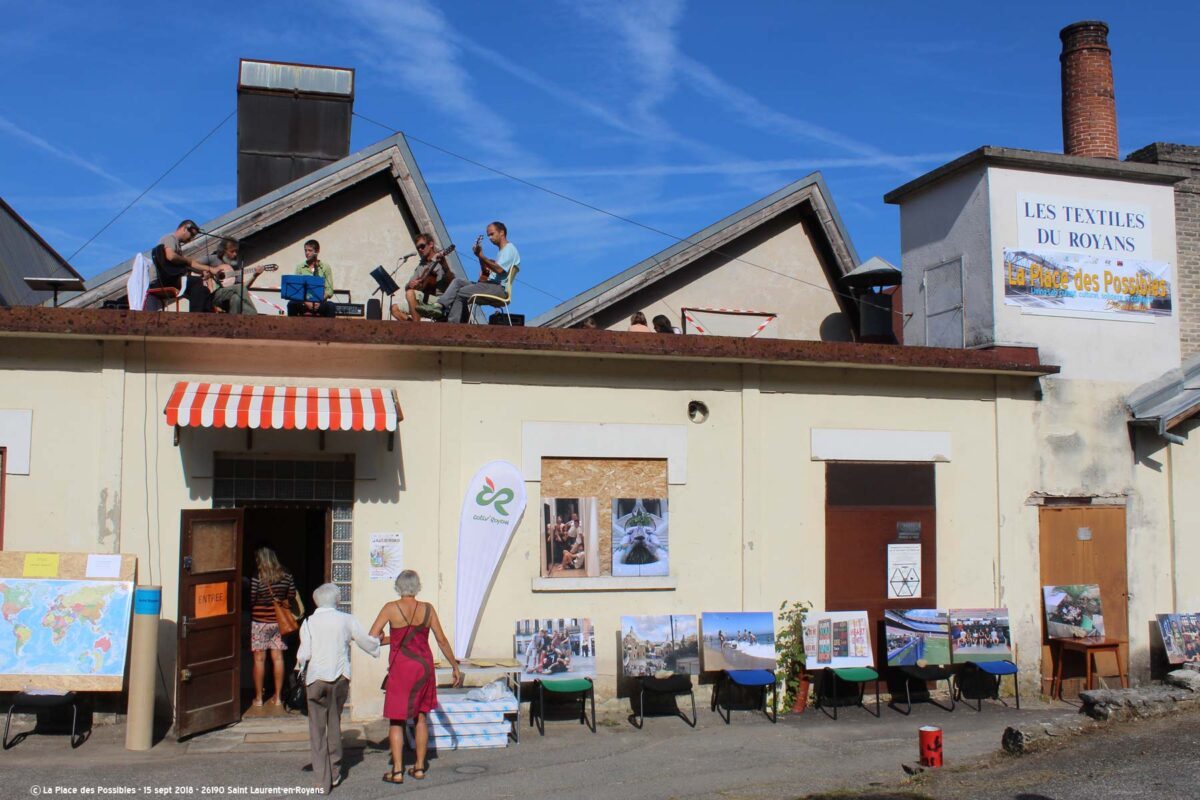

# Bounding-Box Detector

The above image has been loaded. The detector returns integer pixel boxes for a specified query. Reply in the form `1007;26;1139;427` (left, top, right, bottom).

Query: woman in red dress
369;570;462;784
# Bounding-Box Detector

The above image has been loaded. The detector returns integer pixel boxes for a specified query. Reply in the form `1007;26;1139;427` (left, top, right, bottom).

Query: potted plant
776;600;813;713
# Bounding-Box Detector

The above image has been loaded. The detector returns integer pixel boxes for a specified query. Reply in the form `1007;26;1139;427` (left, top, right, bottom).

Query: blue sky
2;2;1197;317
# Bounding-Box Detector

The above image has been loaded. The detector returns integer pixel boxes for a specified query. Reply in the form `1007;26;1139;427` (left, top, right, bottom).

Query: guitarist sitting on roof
391;232;453;322
201;238;275;315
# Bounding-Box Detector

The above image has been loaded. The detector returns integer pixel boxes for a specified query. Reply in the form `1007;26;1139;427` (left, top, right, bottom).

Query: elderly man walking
295;583;380;793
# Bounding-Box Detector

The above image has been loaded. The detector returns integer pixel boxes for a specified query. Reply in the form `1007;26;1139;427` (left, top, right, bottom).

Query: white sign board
1017;194;1153;259
368;533;403;581
888;543;922;599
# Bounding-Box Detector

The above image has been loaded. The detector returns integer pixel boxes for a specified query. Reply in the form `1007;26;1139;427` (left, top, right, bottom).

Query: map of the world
0;579;133;678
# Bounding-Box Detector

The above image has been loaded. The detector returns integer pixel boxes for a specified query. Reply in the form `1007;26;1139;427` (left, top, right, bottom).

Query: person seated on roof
201;238;269;316
153;220;219;309
436;221;518;323
288;239;337;318
628;312;652;333
652;314;678;334
391;232;452;322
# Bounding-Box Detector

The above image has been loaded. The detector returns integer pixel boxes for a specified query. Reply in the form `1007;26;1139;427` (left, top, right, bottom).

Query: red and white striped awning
164;382;402;431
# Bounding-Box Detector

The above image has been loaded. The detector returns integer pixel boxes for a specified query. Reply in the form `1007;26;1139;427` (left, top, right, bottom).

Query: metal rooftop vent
236;59;355;206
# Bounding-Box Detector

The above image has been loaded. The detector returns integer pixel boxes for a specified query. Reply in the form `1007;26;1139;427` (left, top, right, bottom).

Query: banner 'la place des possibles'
454;461;527;656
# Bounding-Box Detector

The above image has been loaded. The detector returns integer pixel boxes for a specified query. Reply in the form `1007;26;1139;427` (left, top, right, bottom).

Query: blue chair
632;675;697;728
956;660;1020;711
711;669;777;724
815;667;881;719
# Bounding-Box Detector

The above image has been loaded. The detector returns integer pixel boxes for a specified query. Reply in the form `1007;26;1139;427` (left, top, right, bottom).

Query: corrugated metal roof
0;196;83;306
1127;353;1200;435
530;172;860;327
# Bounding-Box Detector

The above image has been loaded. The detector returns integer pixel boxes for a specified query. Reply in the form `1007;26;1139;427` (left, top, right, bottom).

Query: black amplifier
488;312;525;326
333;302;365;317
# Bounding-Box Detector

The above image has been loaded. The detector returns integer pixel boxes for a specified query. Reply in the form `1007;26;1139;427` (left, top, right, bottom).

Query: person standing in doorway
370;570;462;784
249;547;302;708
436;221;518;323
295;583;380;793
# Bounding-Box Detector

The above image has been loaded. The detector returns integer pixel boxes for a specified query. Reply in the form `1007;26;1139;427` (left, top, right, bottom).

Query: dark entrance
239;505;330;714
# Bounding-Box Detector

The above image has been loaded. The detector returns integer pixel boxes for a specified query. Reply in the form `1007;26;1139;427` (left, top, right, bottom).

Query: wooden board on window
0;551;137;581
541;458;667;576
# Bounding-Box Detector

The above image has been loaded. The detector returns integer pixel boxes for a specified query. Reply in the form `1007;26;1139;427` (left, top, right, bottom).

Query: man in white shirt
296;583;380;793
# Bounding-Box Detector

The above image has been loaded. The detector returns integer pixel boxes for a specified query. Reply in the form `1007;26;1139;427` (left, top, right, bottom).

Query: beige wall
599;212;851;341
5;329;1199;718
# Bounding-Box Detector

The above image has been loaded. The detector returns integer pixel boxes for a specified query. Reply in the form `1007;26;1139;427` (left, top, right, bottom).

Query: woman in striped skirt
249;547;301;707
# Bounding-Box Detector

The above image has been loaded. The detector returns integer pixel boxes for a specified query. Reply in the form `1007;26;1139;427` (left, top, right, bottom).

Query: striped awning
164;382;402;431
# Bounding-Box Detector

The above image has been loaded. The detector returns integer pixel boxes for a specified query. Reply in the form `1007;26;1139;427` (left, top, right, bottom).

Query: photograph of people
1043;585;1105;639
612;498;669;577
514;618;596;682
540;498;599;577
700;612;776;672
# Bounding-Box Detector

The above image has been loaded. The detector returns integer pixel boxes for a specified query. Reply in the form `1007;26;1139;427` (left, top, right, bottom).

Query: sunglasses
416;243;429;250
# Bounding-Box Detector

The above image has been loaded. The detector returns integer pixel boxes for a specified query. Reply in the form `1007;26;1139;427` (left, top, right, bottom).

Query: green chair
468;264;519;324
530;676;595;735
815;667;881;719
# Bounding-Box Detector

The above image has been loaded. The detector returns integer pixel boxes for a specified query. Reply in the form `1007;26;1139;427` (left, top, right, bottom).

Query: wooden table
1050;638;1128;699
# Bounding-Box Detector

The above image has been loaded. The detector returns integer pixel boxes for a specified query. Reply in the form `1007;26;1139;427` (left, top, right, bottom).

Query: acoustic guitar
216;263;278;289
412;244;456;295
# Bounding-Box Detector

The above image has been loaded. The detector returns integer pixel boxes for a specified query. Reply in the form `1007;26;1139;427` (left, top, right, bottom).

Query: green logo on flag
475;476;514;516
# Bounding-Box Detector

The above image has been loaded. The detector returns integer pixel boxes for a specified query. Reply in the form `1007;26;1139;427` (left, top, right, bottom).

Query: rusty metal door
176;509;244;739
1038;505;1128;696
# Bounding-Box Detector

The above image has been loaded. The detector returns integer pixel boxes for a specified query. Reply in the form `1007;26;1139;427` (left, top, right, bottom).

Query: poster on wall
1156;613;1200;664
454;462;528;657
700;611;776;672
884;609;950;666
803;611;873;669
514;618;596;681
612;498;669;577
887;543;922;599
369;533;403;581
620;614;700;676
1043;584;1105;639
949;608;1012;663
541;497;600;578
1003;249;1172;318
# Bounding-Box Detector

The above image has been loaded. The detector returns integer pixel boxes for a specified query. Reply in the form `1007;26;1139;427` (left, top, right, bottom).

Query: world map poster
0;579;134;687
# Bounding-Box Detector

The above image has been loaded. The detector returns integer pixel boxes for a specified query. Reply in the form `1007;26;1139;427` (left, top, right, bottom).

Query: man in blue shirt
436;221;518;322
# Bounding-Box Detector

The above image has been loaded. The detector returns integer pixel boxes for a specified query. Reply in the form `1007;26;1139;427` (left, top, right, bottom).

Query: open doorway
239;505;330;715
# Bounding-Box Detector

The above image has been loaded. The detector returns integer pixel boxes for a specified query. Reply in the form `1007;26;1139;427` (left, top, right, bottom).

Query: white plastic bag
465;679;507;702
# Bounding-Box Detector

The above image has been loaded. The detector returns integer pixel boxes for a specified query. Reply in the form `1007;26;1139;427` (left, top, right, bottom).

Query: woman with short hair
249;547;301;708
628;311;652;332
370;570;462;784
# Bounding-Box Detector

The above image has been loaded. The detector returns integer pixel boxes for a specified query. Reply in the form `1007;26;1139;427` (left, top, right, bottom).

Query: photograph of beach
700;611;776;671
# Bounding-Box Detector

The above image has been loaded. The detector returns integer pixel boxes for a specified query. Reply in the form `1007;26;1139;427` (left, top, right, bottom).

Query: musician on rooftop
201;238;269;315
288;239;337;318
153;220;220;311
435;221;518;323
391;232;452;322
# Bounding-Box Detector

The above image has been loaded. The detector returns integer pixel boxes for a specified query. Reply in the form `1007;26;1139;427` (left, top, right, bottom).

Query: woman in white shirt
295;583;380;794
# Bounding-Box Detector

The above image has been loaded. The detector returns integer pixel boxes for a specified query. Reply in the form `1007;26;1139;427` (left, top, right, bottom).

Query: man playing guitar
202;238;276;315
435;221;518;323
391;233;454;322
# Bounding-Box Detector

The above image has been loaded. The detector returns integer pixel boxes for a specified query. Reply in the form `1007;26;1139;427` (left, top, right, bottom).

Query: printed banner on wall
1003;249;1172;318
454;461;527;657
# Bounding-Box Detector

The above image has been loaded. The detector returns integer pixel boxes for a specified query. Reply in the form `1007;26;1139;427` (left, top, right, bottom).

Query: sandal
407;766;427;780
252;698;264;708
382;770;404;785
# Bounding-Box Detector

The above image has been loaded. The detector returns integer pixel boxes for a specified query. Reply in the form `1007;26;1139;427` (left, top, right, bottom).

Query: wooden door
825;463;937;666
1038;505;1128;696
176;509;243;739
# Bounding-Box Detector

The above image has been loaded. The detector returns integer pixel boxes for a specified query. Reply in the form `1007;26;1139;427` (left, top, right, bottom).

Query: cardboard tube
126;585;162;751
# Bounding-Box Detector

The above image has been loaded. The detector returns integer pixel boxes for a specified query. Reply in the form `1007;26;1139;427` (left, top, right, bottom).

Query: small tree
776;599;812;710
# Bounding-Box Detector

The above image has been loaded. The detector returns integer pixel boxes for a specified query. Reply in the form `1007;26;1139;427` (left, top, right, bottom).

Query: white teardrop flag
454;461;527;656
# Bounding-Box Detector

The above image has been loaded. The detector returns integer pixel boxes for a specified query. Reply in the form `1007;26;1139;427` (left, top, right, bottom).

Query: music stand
23;277;86;307
369;265;401;297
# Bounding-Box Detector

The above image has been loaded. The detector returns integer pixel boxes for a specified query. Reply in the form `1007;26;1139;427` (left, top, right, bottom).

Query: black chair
632;675;697;728
956;660;1020;711
711;669;777;724
888;664;956;715
814;667;881;719
3;691;86;749
529;677;595;735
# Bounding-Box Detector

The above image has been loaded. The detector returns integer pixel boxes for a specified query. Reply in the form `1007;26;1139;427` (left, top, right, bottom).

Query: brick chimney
1060;21;1118;159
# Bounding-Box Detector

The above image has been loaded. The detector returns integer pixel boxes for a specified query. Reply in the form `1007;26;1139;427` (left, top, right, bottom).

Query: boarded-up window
540;458;668;579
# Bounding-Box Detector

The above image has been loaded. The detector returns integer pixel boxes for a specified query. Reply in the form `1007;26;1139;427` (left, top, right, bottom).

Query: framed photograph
514;618;596;682
885;609;951;667
1156;613;1200;664
700;611;776;672
541;498;600;578
948;608;1012;663
1042;584;1105;639
803;611;873;669
612;498;669;577
620;615;700;676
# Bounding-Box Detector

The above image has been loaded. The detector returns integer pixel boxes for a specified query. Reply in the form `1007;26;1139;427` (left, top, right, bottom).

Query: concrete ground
2;697;1082;800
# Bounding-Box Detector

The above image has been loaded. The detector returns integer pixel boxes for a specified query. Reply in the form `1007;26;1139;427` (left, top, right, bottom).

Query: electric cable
66;111;236;263
353;111;906;324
